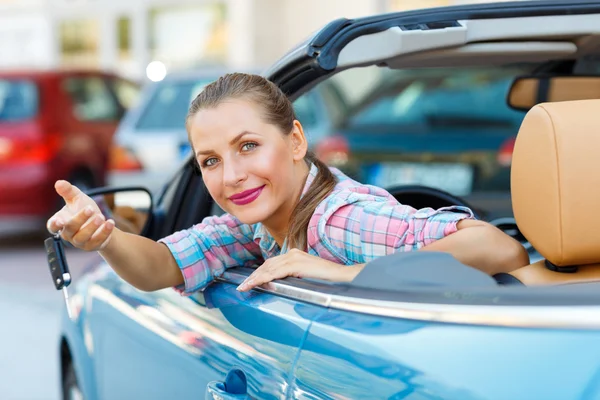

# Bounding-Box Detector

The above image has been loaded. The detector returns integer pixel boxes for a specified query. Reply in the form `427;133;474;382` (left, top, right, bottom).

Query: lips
228;185;265;206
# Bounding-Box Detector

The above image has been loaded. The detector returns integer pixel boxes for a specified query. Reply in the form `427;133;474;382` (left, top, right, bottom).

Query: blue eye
202;157;218;167
241;142;257;152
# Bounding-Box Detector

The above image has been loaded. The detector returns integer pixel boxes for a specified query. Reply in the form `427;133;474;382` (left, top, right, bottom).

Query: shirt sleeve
308;190;475;265
158;214;263;295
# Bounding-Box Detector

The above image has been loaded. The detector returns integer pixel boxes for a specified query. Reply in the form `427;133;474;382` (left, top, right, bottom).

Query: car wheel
62;362;83;400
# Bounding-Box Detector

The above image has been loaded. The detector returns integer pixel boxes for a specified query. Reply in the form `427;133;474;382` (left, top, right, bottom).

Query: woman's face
188;98;308;229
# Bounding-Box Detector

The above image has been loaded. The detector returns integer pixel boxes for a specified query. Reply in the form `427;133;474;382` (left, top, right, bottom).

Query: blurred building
0;0;520;81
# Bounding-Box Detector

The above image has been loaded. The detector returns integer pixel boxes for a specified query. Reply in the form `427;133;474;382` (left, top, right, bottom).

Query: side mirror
84;186;153;236
507;75;600;111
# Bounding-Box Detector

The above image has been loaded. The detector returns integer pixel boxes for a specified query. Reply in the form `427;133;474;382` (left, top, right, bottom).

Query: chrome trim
220;271;600;330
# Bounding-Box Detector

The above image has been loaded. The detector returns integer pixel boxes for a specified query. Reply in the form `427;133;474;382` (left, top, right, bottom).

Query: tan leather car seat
507;100;600;285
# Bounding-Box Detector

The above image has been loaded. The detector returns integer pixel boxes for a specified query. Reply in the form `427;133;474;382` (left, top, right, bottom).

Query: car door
85;161;316;400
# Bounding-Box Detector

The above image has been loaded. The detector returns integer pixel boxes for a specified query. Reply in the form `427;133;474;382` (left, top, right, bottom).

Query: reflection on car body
57;2;600;399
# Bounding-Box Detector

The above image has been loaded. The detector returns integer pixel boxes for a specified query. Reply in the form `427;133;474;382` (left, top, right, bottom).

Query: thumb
55;180;82;205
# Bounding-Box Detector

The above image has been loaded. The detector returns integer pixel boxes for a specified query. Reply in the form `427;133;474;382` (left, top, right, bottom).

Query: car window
293;95;319;128
0;79;38;121
63;76;120;121
110;78;140;110
135;79;213;130
297;64;538;220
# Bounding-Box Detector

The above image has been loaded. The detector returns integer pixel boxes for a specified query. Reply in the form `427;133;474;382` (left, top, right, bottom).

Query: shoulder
315;167;398;217
306;168;401;260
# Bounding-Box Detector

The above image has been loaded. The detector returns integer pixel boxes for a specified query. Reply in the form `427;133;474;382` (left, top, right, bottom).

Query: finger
47;215;65;235
87;219;115;250
71;213;105;246
61;206;95;242
237;258;275;290
237;264;288;292
55;180;82;206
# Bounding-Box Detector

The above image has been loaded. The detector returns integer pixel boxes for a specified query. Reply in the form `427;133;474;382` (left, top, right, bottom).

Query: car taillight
497;137;516;167
109;145;143;171
0;135;62;164
315;135;350;167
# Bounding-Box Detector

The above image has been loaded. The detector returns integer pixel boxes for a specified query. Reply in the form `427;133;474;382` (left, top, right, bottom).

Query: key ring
47;221;62;238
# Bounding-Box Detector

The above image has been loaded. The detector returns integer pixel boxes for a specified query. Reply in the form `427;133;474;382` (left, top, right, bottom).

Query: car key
44;232;73;320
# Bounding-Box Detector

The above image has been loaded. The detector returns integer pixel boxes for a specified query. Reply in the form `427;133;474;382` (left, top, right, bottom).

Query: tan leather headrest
509;77;600;110
511;100;600;267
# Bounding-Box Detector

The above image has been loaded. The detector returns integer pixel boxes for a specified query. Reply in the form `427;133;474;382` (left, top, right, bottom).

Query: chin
228;204;272;225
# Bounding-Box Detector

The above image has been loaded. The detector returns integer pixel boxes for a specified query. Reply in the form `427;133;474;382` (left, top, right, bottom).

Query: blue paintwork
61;261;320;399
62;260;600;400
291;308;600;399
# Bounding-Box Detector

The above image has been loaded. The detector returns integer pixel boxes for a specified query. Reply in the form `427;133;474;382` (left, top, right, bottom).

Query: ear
290;120;308;161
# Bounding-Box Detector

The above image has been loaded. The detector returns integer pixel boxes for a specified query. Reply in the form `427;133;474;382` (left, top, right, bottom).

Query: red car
0;70;139;236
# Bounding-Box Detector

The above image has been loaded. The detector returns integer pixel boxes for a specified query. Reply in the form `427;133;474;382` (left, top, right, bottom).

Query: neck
263;160;310;247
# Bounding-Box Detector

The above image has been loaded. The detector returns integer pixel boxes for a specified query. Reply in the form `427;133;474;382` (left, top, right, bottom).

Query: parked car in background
56;1;600;399
0;70;139;236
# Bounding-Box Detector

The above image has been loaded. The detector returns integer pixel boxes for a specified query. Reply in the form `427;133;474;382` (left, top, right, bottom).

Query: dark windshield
0;80;38;121
136;79;214;130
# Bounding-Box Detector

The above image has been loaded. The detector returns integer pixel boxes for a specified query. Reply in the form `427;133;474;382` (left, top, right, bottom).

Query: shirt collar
252;162;317;255
301;162;319;199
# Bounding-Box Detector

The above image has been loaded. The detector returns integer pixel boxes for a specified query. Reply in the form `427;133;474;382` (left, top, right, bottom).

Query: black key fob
44;234;71;290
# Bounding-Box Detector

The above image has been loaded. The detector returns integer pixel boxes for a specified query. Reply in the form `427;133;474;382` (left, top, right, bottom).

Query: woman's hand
236;249;364;292
46;180;116;251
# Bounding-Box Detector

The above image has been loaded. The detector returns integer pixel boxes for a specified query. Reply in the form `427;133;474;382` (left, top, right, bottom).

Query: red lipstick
229;185;265;205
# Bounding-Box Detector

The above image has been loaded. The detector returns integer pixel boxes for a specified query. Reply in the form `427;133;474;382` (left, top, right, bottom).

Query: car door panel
86;264;314;399
293;308;600;399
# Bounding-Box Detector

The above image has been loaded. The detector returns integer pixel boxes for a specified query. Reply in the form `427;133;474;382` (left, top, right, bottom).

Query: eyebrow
195;131;256;156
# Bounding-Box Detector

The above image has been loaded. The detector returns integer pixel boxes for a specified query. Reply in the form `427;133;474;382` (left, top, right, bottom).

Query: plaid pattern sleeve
158;214;263;295
306;187;475;265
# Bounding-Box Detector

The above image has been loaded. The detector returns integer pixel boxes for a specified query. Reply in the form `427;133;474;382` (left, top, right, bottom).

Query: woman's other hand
46;180;115;251
236;249;364;292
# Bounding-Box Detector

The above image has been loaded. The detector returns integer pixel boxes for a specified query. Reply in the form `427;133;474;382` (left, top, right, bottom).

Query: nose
222;159;247;187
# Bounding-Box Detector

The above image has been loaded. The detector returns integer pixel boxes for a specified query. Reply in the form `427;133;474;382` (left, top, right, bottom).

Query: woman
46;73;529;294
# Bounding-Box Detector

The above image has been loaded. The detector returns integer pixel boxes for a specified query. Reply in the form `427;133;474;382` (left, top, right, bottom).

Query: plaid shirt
159;164;474;294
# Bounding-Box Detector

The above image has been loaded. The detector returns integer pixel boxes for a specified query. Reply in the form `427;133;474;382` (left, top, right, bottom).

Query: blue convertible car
58;1;600;399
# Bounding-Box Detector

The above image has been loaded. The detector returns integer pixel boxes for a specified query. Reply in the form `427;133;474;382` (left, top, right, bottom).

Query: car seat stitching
541;105;564;264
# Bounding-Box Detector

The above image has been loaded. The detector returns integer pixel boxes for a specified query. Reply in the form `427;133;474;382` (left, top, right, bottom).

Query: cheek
251;144;293;175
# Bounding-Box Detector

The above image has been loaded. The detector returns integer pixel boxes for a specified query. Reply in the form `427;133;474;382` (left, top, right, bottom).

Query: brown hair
186;73;337;250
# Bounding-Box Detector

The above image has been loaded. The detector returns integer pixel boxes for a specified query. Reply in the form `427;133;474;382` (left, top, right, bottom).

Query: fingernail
84;206;93;216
